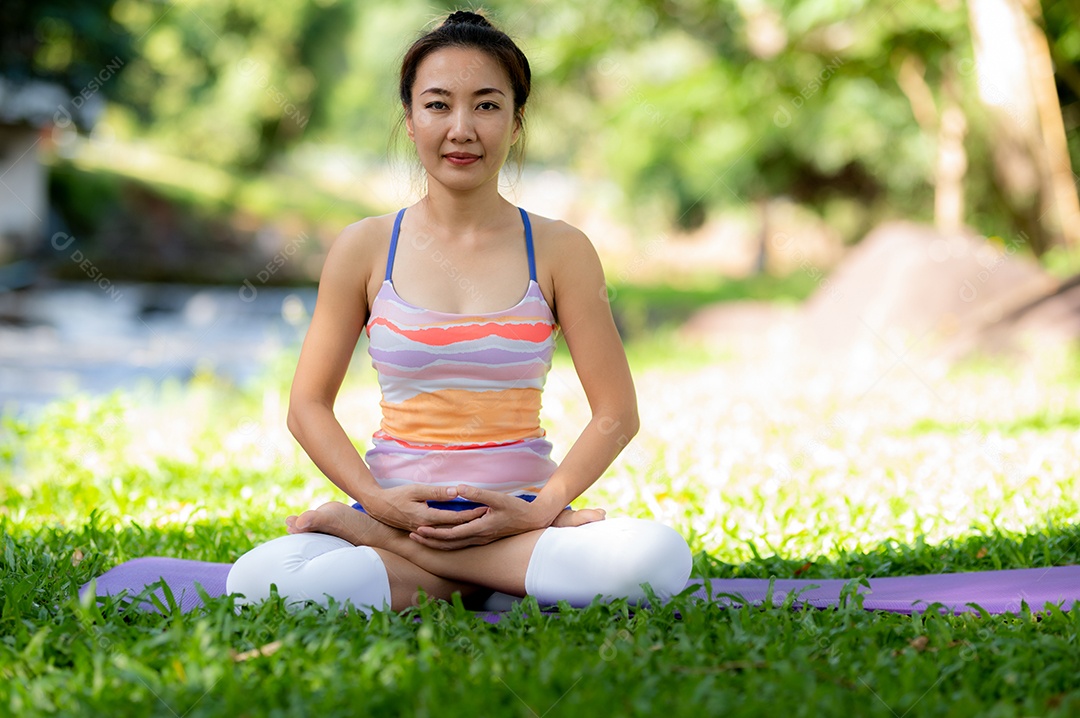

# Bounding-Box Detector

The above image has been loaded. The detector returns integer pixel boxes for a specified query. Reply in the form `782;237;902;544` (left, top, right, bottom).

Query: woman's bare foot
551;507;606;527
286;501;402;548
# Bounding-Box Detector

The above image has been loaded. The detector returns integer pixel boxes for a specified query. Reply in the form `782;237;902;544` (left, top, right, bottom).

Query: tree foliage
1;0;135;129
8;0;1079;242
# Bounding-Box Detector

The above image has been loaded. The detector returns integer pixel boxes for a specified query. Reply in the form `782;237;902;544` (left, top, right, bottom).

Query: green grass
2;338;1079;716
905;411;1080;437
1041;244;1080;280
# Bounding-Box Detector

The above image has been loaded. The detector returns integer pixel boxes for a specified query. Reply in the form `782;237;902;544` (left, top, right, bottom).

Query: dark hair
397;10;531;163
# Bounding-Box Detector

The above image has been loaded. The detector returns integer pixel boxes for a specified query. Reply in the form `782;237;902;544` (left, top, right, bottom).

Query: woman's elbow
597;406;639;443
622;409;641;441
286;407;301;440
286;400;310;441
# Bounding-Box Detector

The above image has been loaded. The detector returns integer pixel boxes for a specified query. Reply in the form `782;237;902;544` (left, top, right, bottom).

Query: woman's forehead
414;46;511;94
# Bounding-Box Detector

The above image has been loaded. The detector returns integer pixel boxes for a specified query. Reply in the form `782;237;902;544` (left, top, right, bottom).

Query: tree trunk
895;54;968;235
966;0;1079;256
1017;0;1080;251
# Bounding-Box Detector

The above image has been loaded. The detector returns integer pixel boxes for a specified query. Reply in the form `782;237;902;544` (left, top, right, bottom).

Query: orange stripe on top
368;316;554;345
380;387;546;445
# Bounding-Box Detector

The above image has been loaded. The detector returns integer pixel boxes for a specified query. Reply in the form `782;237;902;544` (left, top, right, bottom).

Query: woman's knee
226;533;392;613
596;518;692;599
227;533;347;604
525;517;692;606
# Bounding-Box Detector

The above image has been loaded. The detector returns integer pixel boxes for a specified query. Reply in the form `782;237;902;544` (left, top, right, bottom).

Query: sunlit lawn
2;324;1079;716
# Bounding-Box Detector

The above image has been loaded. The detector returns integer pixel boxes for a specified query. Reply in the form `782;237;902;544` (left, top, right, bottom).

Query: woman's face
405;46;521;193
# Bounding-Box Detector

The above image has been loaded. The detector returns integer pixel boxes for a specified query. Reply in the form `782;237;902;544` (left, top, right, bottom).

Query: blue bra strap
518;206;537;282
386;208;406;281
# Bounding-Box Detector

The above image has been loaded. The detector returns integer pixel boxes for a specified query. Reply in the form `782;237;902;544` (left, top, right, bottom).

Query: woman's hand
407;485;606;550
361;484;487;533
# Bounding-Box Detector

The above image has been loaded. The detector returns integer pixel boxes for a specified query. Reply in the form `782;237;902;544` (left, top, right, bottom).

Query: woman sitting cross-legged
226;10;693;614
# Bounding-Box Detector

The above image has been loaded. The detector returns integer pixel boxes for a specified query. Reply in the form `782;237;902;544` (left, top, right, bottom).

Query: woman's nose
447;108;476;141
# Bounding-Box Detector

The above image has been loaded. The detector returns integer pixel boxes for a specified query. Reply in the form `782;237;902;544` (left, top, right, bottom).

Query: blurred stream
0;281;318;415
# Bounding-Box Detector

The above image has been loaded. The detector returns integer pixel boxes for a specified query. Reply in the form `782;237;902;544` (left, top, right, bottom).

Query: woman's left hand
407;485;561;550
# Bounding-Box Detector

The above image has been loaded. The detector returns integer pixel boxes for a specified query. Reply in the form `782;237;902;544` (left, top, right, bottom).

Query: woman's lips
444;153;480;166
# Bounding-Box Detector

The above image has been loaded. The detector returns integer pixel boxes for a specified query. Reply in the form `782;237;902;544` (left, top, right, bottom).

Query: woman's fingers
418;506;488;526
412;523;474;540
408;530;492;551
372;485;486;529
452;484;512;507
550;507;606;527
411;484;466;502
411;513;502;545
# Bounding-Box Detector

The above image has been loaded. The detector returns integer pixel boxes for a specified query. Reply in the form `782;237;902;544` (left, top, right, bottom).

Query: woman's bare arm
528;221;639;517
286;221;372;498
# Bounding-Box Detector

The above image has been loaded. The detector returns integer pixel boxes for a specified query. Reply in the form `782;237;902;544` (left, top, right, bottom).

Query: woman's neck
418;177;514;239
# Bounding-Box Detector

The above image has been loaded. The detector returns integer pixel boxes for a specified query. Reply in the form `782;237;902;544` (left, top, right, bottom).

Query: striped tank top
363;206;560;500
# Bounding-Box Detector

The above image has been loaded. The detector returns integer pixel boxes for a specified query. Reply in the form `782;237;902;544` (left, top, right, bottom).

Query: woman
226;10;692;613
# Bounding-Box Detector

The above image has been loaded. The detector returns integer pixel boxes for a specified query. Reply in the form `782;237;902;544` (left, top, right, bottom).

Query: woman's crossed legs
226;502;692;613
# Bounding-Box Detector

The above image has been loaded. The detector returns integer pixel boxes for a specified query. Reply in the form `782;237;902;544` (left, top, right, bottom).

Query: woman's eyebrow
419;87;506;97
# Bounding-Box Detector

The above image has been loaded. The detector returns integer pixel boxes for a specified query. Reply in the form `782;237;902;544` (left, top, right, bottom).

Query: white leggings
226;517;692;614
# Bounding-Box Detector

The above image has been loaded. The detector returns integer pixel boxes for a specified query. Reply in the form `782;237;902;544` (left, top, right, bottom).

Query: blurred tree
1;0;134;131
966;0;1079;256
547;0;1077;257
17;0;1078;260
532;0;968;234
894;50;967;236
108;0;358;171
0;0;134;271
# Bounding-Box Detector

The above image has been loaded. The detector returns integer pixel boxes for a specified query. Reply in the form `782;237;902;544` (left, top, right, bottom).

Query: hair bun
443;10;492;28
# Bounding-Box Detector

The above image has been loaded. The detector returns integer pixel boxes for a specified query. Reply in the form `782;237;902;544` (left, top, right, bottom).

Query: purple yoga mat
79;557;1080;616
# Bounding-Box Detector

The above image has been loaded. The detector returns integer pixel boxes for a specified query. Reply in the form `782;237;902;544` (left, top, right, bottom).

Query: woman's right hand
360;485;489;533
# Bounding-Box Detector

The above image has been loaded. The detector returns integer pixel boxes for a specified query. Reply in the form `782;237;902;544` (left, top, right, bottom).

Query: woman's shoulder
331;212;397;255
316;212;400;307
526;211;597;259
324;212;399;279
527;212;605;283
526;212;607;324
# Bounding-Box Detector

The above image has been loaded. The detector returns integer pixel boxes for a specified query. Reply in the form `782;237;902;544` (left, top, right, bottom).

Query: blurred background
1;0;1078;411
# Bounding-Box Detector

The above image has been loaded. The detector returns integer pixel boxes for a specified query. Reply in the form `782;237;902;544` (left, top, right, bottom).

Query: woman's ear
404;104;415;142
511;113;522;145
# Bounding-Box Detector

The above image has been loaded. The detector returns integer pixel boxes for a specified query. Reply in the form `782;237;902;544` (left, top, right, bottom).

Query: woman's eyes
423;101;500;111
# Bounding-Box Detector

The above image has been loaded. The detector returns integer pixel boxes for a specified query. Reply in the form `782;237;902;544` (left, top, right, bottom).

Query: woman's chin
426;171;499;193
